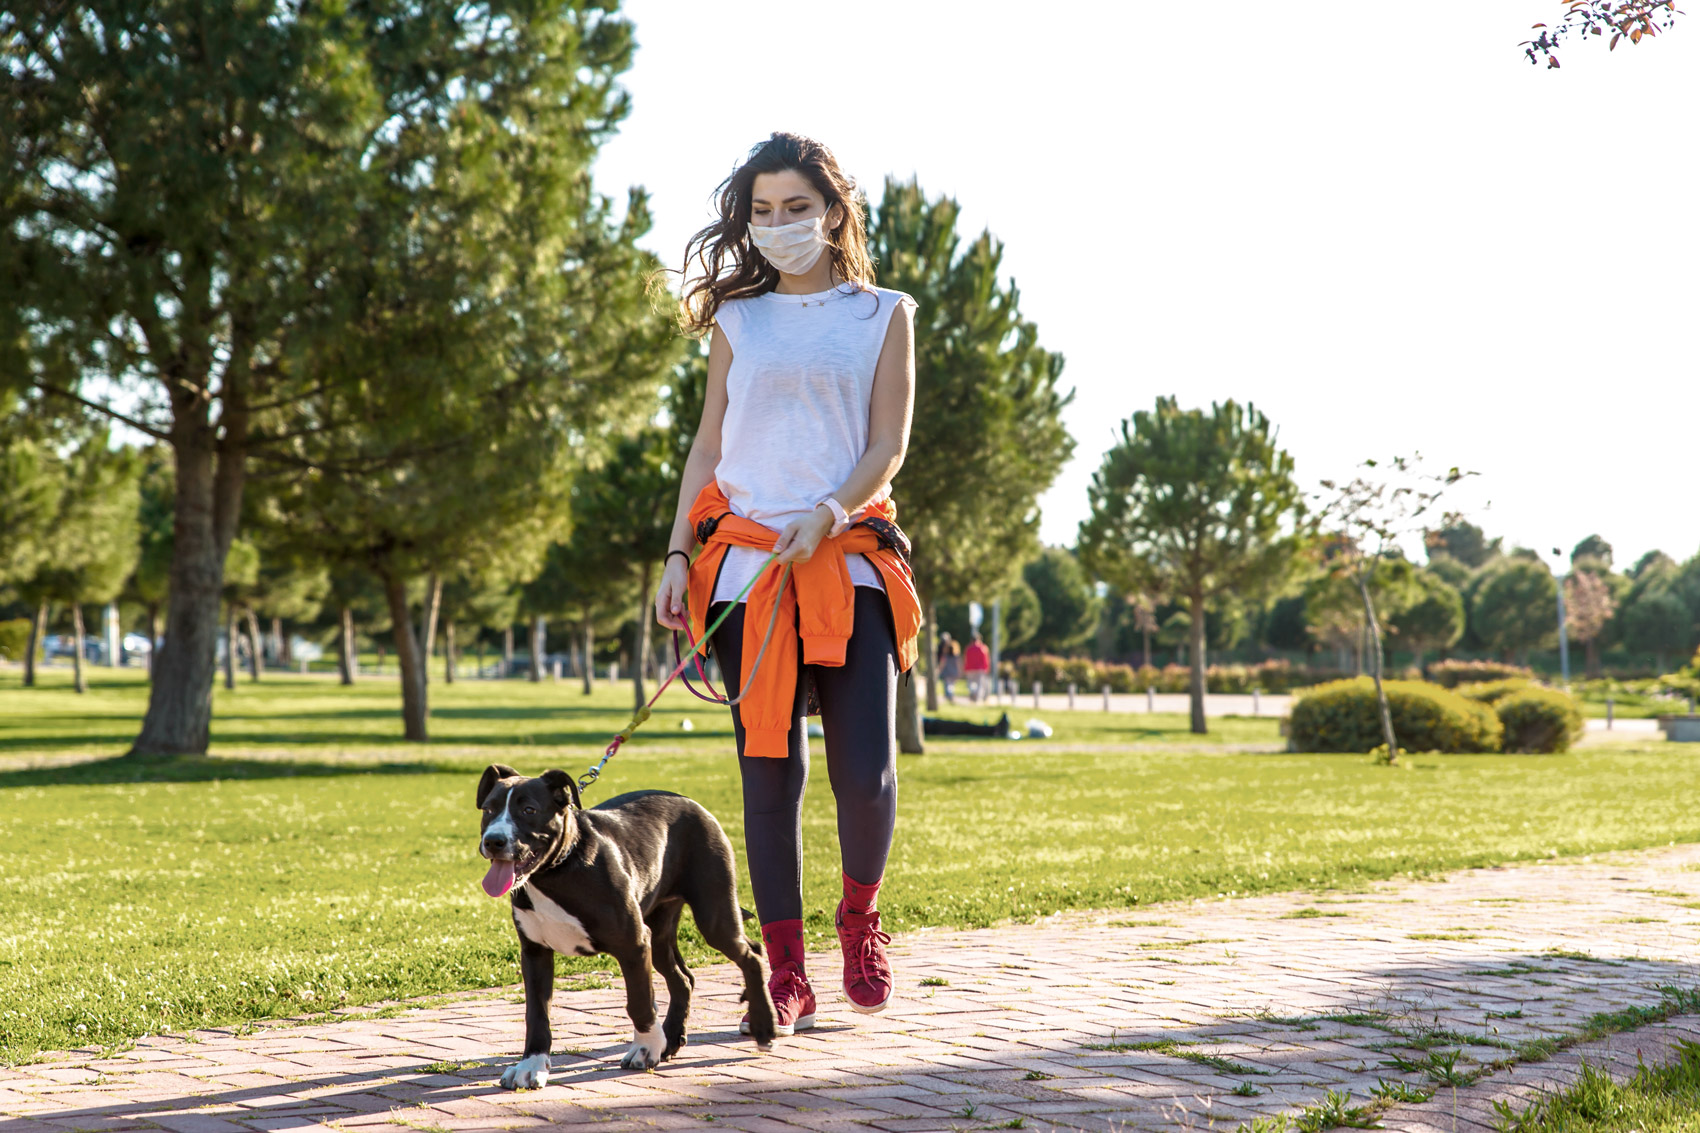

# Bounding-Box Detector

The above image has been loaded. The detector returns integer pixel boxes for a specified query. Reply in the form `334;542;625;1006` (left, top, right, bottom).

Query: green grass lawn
1;665;1696;1066
1496;1041;1700;1133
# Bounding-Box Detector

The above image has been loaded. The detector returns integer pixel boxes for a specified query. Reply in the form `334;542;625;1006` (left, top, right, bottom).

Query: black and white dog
475;764;776;1089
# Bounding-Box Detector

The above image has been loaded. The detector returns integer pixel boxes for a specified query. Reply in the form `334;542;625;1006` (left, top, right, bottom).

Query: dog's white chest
514;890;596;956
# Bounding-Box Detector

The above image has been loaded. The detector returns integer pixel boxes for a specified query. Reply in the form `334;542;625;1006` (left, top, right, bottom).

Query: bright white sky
594;0;1699;572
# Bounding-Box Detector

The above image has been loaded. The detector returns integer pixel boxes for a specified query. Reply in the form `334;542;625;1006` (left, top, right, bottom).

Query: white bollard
1067;682;1076;710
1607;697;1614;730
1252;689;1261;716
1102;684;1111;712
1146;686;1155;713
1032;680;1041;710
610;661;619;682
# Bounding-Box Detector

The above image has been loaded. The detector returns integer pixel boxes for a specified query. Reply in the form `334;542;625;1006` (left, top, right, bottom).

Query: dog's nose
483;833;512;856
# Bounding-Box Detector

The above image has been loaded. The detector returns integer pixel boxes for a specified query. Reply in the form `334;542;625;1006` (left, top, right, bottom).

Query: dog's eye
522;806;537;816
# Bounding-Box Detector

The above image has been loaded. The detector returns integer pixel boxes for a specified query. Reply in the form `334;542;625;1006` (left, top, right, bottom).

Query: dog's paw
620;1024;666;1070
499;1053;550;1090
662;1022;687;1059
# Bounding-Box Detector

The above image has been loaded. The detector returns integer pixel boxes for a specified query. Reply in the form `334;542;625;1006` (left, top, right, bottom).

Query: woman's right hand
655;557;690;631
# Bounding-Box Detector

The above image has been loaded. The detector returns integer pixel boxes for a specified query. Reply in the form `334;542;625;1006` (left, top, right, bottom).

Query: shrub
1099;663;1137;693
1288;678;1503;754
1427;659;1534;688
1062;657;1098;689
1455;678;1536;706
1496;688;1585;753
0;618;31;663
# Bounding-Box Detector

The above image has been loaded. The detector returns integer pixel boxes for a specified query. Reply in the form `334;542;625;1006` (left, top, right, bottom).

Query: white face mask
746;214;832;275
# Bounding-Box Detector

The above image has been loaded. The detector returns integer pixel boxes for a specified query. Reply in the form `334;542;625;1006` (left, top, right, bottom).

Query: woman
936;631;961;704
653;133;920;1036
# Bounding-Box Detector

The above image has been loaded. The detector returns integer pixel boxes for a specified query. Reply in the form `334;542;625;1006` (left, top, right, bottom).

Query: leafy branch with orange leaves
1523;0;1684;66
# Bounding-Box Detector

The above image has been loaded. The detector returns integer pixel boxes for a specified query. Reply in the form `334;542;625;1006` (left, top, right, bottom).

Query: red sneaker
836;900;894;1013
740;961;816;1036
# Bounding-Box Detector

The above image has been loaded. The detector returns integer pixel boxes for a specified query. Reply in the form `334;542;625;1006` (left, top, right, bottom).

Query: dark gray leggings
708;586;899;925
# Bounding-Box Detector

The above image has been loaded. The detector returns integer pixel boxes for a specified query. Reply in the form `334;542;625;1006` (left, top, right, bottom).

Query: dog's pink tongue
481;860;515;898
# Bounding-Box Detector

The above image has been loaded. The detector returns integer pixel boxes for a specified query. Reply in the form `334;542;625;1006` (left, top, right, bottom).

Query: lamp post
1550;547;1570;688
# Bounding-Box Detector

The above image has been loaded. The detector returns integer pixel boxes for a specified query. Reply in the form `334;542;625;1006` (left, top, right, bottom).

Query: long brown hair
677;132;876;335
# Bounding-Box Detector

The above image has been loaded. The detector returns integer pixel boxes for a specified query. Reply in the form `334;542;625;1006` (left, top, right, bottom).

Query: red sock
761;919;807;970
842;871;882;915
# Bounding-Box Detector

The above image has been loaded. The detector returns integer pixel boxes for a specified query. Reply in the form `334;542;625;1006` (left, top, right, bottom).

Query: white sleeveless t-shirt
711;282;917;604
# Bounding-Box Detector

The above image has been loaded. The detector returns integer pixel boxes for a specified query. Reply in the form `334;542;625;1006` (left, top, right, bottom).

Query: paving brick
7;846;1700;1132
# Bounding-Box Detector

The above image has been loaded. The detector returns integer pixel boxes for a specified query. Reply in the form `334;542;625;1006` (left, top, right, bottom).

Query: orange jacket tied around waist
686;481;922;759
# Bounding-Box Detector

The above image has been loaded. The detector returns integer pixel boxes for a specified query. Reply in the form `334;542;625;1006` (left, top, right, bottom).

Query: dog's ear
538;769;581;813
476;764;520;809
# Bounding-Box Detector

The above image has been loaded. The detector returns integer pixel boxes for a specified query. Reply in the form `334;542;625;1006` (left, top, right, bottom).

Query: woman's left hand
772;506;835;565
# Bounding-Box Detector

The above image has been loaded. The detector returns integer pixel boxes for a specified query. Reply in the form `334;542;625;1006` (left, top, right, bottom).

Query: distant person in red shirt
962;633;990;703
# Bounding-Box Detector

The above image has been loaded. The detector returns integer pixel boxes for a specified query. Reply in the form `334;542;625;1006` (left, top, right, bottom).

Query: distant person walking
963;633;991;702
936;631;961;704
653;133;921;1038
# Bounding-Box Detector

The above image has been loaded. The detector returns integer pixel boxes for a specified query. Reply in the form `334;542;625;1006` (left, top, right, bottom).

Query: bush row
1287;677;1583;754
1425;659;1534;687
995;655;1408;694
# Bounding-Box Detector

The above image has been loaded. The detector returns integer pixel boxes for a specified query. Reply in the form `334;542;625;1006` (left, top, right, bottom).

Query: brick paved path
5;846;1699;1133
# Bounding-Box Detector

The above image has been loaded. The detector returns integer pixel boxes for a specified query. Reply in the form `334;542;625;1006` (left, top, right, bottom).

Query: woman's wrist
816;497;849;536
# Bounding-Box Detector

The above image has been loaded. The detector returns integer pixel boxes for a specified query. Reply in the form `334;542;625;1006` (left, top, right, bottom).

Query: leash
576;552;792;795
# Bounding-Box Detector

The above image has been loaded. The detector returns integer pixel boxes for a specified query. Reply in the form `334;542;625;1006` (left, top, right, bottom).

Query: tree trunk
419;571;441;678
71;602;87;694
375;642;384;674
24;600;46;687
502;625;514;679
477;639;485;678
272;616;286;664
144;603;159;681
1411;647;1425;676
581;611;595;695
896;669;924;754
379;567;430;741
633;563;652;709
444;619;457;685
1355;566;1399;763
922;598;940;712
1187;594;1207;734
244;607;263;682
530;614;546;683
132;408;246;757
224;608;237;691
1141;624;1152;670
1586;637;1601;679
338;606;357;685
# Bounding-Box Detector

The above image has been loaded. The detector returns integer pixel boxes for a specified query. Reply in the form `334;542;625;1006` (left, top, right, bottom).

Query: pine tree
1079;398;1304;734
4;1;641;754
868;178;1075;745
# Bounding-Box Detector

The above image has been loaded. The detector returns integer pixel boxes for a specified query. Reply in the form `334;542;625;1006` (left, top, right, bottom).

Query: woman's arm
773;300;917;563
654;327;732;629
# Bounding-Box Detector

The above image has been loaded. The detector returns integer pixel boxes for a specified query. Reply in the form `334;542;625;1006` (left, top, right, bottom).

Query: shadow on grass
0;752;458;789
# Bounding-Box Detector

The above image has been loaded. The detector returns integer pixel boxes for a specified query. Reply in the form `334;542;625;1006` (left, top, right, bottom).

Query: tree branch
33;382;173;442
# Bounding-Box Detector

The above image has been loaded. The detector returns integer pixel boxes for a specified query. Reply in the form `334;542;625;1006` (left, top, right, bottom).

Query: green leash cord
579;552;790;793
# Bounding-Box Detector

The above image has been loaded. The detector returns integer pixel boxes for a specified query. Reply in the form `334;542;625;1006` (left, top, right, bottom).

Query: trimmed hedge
1497;688;1585;753
1002;655;1386;695
1289;678;1503;754
1455;678;1536;706
1427;659;1534;688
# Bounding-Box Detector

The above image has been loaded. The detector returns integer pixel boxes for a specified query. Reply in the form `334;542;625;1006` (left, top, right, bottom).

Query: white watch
818;497;850;537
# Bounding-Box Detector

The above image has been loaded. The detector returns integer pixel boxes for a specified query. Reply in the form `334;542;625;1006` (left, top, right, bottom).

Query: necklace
772;285;857;308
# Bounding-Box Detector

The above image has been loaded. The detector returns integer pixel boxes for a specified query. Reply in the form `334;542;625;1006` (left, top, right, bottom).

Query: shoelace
845;920;893;985
770;964;811;1010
